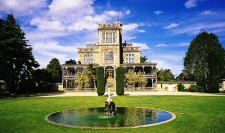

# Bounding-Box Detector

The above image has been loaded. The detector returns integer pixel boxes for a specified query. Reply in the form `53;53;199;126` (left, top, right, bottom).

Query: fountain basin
45;107;176;129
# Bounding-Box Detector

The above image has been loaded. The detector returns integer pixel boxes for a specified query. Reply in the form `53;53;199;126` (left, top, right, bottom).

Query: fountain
45;84;176;128
104;83;116;115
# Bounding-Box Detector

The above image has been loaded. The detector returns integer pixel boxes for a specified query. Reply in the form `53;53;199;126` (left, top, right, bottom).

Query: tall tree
96;66;105;96
0;14;39;92
140;56;148;63
116;67;124;95
184;31;225;92
46;58;62;82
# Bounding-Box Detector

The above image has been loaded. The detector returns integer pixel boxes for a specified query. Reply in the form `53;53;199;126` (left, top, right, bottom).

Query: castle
61;21;157;92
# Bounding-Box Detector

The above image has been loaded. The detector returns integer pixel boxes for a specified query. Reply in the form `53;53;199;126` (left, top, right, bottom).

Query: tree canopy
0;14;39;92
46;58;62;83
157;69;174;81
184;31;225;92
140;56;148;63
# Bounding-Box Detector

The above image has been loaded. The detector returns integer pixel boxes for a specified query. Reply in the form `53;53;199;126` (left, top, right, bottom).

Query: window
105;51;114;62
84;55;94;64
125;54;135;63
102;33;117;44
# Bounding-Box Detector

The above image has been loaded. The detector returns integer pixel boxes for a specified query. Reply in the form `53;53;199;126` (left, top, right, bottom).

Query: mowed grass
1;95;225;133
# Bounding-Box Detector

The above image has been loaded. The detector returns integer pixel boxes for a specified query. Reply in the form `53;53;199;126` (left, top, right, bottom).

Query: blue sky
1;0;225;76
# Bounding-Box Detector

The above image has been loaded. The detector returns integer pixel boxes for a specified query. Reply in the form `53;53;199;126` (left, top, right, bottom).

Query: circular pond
45;107;176;129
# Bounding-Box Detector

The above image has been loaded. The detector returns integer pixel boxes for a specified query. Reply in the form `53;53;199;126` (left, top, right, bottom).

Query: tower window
102;33;117;44
125;54;135;63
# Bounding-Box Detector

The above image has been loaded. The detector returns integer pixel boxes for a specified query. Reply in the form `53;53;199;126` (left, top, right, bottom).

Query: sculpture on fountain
104;84;116;115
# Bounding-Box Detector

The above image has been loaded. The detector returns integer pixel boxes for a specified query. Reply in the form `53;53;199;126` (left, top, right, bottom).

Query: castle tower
97;21;123;69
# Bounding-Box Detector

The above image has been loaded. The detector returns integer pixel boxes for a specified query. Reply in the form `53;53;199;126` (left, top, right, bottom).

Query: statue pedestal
104;101;116;115
104;83;116;115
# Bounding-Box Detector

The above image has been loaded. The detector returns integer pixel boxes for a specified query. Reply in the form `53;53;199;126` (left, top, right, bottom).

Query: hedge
116;67;124;95
96;66;105;96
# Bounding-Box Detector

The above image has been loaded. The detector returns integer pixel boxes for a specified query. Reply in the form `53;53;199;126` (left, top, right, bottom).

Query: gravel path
40;91;225;97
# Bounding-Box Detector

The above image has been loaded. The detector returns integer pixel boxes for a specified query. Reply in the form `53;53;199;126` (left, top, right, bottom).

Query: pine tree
0;14;39;92
184;31;225;92
47;58;62;82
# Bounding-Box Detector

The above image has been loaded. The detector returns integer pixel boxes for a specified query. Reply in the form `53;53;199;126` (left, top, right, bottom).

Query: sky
1;0;225;76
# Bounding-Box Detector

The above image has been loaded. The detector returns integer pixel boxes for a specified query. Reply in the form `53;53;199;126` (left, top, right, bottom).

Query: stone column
62;79;64;90
142;66;145;75
151;66;153;75
151;79;153;88
74;67;77;74
105;33;106;43
65;67;68;75
133;66;136;74
66;80;68;91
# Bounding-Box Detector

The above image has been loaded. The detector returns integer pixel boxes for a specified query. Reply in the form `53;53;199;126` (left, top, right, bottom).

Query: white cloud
185;0;197;9
123;23;139;31
32;41;80;68
156;44;168;47
172;22;225;35
0;0;46;13
33;41;78;52
30;18;65;31
138;30;145;33
152;59;183;76
125;10;131;15
154;10;162;15
25;30;69;42
49;0;94;19
132;42;150;50
199;10;216;16
149;51;186;76
175;43;190;47
163;23;179;29
123;35;136;41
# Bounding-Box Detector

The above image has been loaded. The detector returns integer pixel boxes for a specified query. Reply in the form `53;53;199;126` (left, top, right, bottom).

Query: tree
140;56;148;63
125;69;148;90
140;75;148;88
65;59;76;64
75;69;92;89
116;67;124;95
76;72;84;89
87;64;96;88
0;14;39;92
96;66;105;96
125;69;137;89
157;69;174;81
47;58;62;83
184;31;225;92
177;83;185;91
176;72;194;81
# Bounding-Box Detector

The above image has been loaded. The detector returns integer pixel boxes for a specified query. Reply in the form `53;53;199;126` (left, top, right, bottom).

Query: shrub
177;83;185;91
188;85;204;92
96;66;105;96
208;79;219;93
116;67;124;95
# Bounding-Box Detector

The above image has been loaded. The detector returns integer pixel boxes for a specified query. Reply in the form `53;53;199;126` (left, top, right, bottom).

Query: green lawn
0;95;225;133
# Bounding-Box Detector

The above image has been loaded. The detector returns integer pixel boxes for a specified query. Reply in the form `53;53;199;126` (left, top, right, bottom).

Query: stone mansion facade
61;21;157;91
